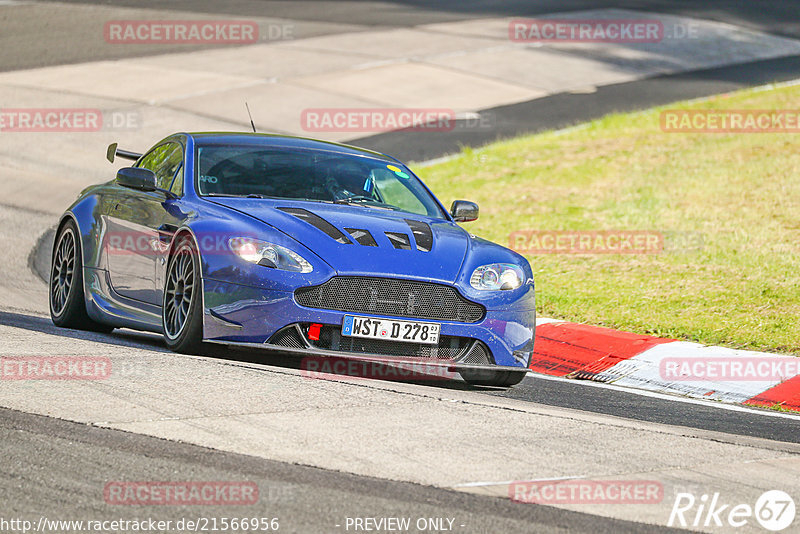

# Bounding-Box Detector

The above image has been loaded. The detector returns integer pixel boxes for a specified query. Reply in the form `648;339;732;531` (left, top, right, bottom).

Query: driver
322;162;375;201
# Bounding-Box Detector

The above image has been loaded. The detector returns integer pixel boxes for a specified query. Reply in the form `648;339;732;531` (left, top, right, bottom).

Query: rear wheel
459;369;528;388
49;220;113;333
162;236;204;353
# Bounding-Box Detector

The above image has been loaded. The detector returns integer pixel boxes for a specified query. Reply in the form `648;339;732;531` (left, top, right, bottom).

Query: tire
162;235;204;353
459;369;528;388
49;220;114;333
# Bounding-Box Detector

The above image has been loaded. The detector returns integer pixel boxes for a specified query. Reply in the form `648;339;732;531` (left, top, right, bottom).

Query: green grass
765;402;799;413
418;83;800;355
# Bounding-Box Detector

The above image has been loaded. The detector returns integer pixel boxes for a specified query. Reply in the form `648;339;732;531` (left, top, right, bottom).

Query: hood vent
277;207;352;245
404;219;433;252
384;232;412;250
345;228;378;247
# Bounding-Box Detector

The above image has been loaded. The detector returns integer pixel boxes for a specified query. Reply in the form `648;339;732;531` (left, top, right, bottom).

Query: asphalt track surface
353;55;800;162
8;0;798;162
7;307;800;447
3;1;800;532
2;406;685;534
22;1;800;49
5;1;800;72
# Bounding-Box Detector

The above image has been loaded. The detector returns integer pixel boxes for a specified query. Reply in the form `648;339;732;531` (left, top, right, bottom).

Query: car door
105;141;185;306
152;154;188;305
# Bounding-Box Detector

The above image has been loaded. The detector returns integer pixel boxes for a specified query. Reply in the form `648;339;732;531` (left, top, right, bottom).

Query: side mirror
117;167;156;192
450;200;479;222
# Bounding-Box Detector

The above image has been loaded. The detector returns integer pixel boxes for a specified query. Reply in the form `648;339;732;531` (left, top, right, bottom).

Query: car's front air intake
313;325;472;360
267;324;492;364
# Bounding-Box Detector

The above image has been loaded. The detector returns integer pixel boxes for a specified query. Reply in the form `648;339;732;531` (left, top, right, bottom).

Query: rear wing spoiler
106;142;142;163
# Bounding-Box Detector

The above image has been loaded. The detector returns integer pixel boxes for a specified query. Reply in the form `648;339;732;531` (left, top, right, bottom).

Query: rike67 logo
668;490;795;531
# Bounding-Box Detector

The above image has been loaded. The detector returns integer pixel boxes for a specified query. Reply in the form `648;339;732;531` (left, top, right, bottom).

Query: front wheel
459;369;528;388
162;236;204;353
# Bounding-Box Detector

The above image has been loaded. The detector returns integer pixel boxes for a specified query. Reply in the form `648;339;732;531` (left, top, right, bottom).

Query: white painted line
535;317;565;325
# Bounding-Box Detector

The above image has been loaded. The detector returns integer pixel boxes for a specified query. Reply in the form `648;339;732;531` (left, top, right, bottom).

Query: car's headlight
470;263;524;290
228;237;313;273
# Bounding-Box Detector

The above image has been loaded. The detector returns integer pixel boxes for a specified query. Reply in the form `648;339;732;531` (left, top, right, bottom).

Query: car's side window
136;142;184;192
170;164;184;197
136;149;160;173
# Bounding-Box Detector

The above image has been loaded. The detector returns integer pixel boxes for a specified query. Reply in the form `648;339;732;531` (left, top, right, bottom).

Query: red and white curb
531;319;800;412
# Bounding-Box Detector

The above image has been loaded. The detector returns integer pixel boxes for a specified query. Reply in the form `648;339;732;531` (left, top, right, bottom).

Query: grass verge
419;83;800;355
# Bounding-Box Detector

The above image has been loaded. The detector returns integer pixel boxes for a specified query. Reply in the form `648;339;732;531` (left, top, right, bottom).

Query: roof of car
185;132;396;162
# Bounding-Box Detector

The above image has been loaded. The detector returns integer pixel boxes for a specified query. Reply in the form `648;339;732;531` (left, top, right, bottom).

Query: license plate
342;315;440;345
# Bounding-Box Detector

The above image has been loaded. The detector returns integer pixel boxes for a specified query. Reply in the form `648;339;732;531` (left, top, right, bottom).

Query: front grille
312;325;471;360
295;276;485;323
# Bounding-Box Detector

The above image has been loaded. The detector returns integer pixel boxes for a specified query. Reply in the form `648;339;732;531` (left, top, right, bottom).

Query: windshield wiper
204;193;274;200
333;196;398;210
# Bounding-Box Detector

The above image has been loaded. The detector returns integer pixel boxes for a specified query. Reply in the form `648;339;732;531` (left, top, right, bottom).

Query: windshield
196;145;445;218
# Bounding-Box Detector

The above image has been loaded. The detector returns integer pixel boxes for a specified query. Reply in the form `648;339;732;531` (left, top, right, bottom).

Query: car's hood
208;198;470;283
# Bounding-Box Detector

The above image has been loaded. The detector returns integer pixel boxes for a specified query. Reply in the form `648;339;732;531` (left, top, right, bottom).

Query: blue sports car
49;133;535;387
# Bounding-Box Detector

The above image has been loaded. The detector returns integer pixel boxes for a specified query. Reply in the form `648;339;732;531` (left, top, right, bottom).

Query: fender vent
385;232;411;250
404;219;433;252
278;207;351;244
345;228;378;247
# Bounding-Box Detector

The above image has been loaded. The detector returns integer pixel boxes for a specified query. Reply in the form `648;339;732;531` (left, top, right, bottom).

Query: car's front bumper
201;278;535;369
